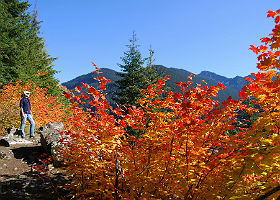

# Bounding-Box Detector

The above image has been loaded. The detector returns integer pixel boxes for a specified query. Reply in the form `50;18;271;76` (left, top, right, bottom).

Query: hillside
62;65;248;102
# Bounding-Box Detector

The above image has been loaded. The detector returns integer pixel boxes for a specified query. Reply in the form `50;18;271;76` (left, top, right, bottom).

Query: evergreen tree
143;46;164;87
114;32;160;106
0;0;59;95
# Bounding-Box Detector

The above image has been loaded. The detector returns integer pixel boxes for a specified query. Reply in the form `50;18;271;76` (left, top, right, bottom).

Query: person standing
20;91;35;138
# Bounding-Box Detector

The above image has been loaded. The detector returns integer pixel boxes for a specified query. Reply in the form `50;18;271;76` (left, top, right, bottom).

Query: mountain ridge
62;65;248;102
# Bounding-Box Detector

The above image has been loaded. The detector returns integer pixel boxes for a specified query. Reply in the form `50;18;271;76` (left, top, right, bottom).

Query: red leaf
75;86;81;93
217;83;226;89
258;45;268;53
100;81;106;90
178;122;184;128
63;92;71;99
88;87;97;94
248;84;258;92
173;93;182;99
238;90;246;99
249;45;259;54
275;51;280;57
267;10;277;18
91;62;97;67
119;120;126;127
81;82;88;88
258;53;268;61
261;37;271;45
244;77;252;82
84;95;90;100
93;71;102;74
275;16;280;24
96;76;105;81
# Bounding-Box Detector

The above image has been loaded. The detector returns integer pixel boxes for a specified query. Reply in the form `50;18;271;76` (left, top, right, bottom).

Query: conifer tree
143;47;163;87
0;0;59;95
114;32;160;106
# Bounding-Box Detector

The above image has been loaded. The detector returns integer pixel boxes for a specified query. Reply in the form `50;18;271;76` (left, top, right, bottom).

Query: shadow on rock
11;146;46;165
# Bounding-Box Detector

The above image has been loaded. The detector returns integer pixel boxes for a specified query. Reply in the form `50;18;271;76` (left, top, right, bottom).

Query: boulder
38;122;64;166
0;126;33;147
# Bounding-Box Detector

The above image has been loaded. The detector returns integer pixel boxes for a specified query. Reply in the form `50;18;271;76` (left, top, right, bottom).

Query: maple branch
114;152;120;200
195;147;216;188
194;152;235;197
272;119;280;131
256;185;280;200
153;135;175;195
131;142;137;170
186;129;190;184
223;163;246;199
184;184;194;200
146;149;152;176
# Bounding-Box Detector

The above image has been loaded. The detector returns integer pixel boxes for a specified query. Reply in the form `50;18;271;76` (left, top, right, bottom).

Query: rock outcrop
0;126;33;147
38;122;64;166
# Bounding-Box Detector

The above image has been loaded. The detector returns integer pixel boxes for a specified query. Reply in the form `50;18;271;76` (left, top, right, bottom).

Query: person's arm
20;99;25;118
21;107;25;118
29;99;32;116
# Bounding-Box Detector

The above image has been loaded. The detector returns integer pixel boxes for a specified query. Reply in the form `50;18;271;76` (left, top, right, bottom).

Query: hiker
20;91;35;138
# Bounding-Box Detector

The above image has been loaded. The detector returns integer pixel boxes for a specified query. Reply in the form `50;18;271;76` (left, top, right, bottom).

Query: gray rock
38;122;64;167
0;126;32;147
7;126;22;137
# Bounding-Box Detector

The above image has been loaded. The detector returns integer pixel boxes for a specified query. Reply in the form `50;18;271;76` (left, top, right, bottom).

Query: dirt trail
0;136;66;200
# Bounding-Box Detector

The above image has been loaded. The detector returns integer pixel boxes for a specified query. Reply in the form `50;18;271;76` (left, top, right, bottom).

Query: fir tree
0;0;59;95
114;32;160;106
143;46;163;87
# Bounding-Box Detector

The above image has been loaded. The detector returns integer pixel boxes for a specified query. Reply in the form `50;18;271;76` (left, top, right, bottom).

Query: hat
24;91;31;95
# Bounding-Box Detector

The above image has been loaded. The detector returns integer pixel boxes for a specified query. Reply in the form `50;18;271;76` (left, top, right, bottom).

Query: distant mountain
197;70;248;100
62;65;248;103
62;68;120;89
199;71;247;89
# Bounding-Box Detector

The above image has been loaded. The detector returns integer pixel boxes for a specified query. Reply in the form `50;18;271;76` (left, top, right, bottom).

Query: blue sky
28;0;279;83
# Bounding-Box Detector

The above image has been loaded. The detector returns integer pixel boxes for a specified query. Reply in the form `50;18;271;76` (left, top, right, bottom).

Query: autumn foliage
236;9;280;199
60;72;244;198
0;81;66;134
57;9;280;199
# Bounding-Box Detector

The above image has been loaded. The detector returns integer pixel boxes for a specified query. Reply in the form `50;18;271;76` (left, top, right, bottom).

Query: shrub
0;81;66;134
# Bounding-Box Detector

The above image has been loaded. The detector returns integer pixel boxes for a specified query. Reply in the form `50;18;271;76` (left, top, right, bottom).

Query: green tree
0;0;60;95
228;97;260;137
114;32;161;107
143;46;163;87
